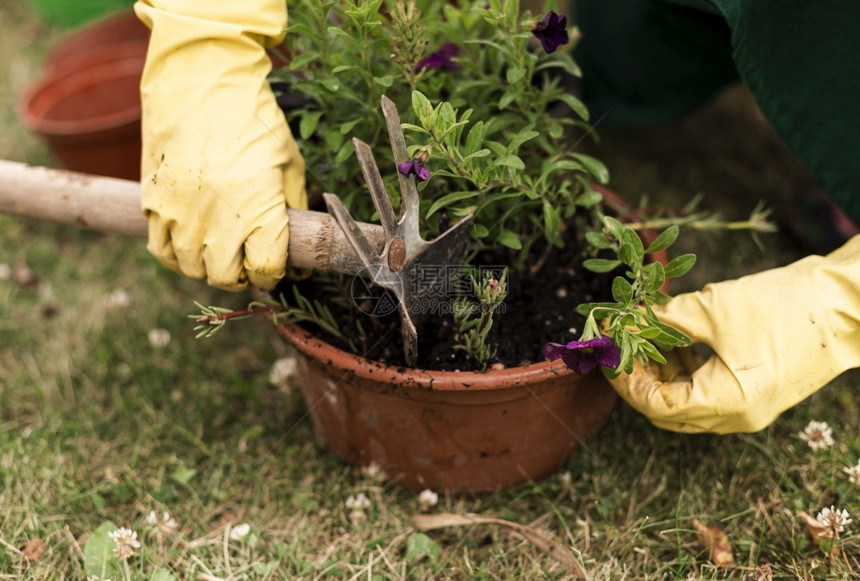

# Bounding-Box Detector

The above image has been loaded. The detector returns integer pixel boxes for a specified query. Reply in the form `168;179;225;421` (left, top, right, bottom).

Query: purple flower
398;159;431;181
532;11;569;54
541;336;620;374
416;43;461;72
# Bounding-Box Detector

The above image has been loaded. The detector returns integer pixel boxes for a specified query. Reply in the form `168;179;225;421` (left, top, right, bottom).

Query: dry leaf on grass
20;538;46;562
797;510;842;557
798;511;831;539
414;513;586;579
691;518;734;569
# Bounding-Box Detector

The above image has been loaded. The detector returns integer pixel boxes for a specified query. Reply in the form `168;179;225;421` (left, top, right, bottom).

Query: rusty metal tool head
323;96;474;366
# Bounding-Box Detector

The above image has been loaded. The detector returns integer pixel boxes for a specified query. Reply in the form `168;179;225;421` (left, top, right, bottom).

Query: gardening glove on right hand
134;0;306;291
608;235;860;434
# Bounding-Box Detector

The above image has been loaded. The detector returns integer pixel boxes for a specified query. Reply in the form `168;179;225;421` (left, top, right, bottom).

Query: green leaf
542;200;562;246
582;258;621;273
572;153;609;184
465;120;486;155
664;254;697;278
334;141;354;164
585;230;612;250
547;159;585;173
618;242;635;267
151;568;181;581
506;67;526;84
332;65;359;74
576;301;618;316
576;189;603;207
412;90;434;121
535;53;581;77
319;78;341;93
299;111;322;140
639;340;667;364
611;276;633;305
339;118;361;135
405;532;441;562
497;229;522;249
286;52;317;71
644;225;679;254
171;465;196;485
463;149;492;163
426;190;482;218
555;93;590;121
323;128;344;153
602;215;624;240
622;228;645;266
649;320;692;348
637;326;663;339
498;86;522;109
618;333;633;373
400;123;430;135
508;130;541;152
373;75;394;87
84;521;123;579
492;155;525;170
643;261;666;293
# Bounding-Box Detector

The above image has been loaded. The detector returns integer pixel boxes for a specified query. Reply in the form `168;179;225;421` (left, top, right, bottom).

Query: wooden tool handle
0;159;383;274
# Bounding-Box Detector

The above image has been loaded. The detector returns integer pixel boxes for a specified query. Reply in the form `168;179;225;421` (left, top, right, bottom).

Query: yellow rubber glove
134;0;306;290
609;235;860;434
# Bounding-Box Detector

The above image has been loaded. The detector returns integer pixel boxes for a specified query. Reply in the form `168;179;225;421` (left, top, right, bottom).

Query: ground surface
1;2;859;579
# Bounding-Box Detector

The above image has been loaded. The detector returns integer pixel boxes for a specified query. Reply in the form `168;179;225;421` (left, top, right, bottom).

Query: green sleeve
572;0;860;223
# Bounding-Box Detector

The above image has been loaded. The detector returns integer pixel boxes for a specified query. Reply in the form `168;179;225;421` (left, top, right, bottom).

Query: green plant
452;269;508;369
277;0;604;259
577;220;694;377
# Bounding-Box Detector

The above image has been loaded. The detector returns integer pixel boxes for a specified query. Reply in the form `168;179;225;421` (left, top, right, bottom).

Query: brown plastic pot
269;187;665;493
20;40;146;181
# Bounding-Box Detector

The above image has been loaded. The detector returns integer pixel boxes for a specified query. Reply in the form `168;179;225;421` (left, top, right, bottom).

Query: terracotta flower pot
275;322;618;493
46;9;150;73
268;187;664;493
20;40;146;181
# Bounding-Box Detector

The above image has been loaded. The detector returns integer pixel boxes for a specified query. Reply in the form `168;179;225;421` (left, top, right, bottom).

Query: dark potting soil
276;237;614;372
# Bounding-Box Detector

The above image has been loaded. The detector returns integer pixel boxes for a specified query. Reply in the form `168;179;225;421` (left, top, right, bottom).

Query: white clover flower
842;460;860;487
345;493;372;522
268;356;297;386
0;263;10;280
345;493;371;511
360;462;387;482
147;328;171;348
146;510;179;541
108;527;140;559
815;506;852;537
798;420;834;451
418;489;439;511
229;522;251;541
105;289;131;308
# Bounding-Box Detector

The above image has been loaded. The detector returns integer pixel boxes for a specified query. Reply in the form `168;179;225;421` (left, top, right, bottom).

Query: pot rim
21;47;145;136
273;319;579;391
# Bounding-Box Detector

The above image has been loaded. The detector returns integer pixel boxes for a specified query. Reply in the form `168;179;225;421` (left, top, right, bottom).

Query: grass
2;2;859;579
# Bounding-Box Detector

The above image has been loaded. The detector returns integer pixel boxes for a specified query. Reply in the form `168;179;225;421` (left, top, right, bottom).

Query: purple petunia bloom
416;43;461;72
531;11;569;54
397;159;431;181
541;335;620;374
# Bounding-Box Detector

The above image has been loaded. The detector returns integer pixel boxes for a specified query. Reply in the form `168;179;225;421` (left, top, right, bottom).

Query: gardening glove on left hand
607;235;860;434
134;0;306;291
